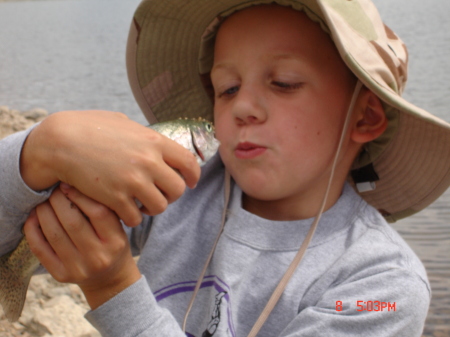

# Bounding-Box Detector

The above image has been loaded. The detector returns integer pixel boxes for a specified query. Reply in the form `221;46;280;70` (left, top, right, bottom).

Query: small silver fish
0;118;220;322
149;118;220;166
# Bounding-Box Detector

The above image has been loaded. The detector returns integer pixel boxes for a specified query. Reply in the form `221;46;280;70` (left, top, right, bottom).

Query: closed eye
272;81;303;90
218;85;240;98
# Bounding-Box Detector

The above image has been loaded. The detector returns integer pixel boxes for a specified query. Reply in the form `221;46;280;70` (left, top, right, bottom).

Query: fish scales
0;238;40;322
0;118;220;322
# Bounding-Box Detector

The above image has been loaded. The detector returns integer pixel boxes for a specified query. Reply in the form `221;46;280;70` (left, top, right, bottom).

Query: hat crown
317;0;409;95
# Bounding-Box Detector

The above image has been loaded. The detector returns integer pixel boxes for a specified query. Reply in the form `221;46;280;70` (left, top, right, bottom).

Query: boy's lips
235;142;267;159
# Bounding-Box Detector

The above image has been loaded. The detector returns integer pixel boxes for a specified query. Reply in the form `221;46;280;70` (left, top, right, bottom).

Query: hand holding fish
23;184;142;310
0;113;219;322
20;110;202;227
0;111;219;321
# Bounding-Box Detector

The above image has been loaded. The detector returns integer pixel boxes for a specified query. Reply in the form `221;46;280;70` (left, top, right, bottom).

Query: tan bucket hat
126;0;450;222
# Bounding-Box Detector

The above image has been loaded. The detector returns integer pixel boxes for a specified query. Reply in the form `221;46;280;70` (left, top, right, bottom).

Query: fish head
187;119;220;166
148;118;220;166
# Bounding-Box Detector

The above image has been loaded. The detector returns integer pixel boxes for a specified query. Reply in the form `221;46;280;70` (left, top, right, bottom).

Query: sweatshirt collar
222;182;364;251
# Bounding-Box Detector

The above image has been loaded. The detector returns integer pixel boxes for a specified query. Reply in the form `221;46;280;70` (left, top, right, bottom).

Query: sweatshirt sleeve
85;276;188;337
0;127;54;255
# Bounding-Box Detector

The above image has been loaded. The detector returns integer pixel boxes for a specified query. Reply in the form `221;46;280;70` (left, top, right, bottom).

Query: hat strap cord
183;80;364;335
182;169;232;332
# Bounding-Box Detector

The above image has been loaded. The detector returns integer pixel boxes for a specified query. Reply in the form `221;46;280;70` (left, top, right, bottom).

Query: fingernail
60;182;71;192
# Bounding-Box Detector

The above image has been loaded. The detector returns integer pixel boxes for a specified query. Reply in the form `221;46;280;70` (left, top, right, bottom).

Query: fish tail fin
0;241;37;322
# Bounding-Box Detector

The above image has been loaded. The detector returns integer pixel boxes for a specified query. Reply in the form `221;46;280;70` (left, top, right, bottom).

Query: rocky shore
0;106;47;139
0;107;100;337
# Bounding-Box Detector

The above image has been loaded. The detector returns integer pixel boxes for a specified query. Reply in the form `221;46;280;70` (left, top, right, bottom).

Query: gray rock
21;108;48;122
0;106;35;139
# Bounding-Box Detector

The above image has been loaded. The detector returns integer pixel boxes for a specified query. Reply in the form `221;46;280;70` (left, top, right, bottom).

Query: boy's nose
232;88;268;125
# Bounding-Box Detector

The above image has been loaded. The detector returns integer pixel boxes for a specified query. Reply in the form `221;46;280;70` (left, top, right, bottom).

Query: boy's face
211;5;358;220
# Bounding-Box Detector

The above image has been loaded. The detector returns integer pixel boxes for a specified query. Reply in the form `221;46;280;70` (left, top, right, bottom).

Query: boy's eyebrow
211;54;307;73
268;53;308;62
211;62;235;74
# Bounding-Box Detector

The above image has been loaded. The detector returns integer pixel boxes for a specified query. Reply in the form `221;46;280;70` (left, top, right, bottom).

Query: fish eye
205;122;213;132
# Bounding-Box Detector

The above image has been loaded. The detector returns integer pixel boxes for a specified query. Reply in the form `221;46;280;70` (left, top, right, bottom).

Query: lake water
0;0;449;335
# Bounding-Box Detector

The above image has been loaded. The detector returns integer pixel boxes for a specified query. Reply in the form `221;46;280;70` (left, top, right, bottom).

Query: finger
23;208;65;277
35;200;79;264
60;184;125;242
50;187;100;252
117;154;187;219
153;162;188;204
134;183;170;216
115;201;143;228
160;137;201;189
135;155;188;207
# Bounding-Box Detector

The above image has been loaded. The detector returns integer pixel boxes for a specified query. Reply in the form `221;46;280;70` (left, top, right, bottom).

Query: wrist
80;263;142;310
20;117;63;191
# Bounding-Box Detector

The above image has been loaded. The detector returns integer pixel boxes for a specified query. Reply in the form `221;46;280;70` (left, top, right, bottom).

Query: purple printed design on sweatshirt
154;275;236;337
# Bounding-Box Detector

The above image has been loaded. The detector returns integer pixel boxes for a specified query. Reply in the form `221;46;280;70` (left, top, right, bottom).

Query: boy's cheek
212;118;229;144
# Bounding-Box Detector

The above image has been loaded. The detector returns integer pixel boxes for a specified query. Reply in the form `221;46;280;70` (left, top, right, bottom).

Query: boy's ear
351;89;388;144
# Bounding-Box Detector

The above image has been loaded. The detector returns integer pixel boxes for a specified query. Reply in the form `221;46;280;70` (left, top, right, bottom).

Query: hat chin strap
182;80;364;335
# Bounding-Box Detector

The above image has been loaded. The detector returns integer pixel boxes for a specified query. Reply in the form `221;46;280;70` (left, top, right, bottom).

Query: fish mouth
190;130;205;162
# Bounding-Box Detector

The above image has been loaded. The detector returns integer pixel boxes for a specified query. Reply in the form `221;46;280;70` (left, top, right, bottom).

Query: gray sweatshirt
0;128;430;336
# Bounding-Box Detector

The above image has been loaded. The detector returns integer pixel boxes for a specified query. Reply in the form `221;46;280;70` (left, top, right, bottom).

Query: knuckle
110;237;128;254
91;254;110;272
143;198;167;217
27;241;43;257
65;220;83;233
129;212;143;227
136;152;161;172
168;179;186;203
150;197;168;215
115;240;127;253
45;231;63;245
51;268;74;284
88;203;111;220
116;203;142;228
113;192;129;208
147;129;164;143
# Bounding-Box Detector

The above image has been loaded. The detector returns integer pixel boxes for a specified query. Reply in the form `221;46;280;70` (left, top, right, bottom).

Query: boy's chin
236;177;286;202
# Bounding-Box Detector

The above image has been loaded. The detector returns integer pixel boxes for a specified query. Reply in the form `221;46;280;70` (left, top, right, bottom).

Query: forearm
0;128;54;254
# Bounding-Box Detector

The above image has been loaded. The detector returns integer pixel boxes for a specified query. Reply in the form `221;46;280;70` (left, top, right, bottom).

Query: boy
1;0;449;336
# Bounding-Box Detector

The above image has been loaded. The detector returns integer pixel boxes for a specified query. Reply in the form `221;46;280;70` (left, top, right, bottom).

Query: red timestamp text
335;300;396;312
